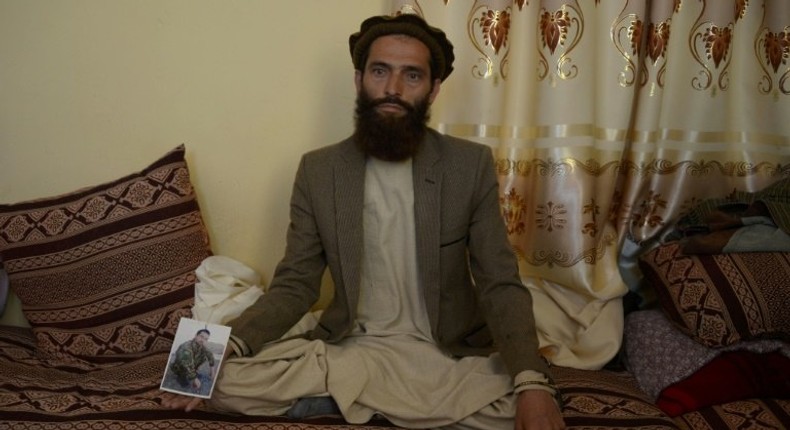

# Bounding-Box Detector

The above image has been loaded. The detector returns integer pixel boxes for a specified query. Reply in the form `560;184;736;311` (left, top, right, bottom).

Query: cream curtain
388;0;790;370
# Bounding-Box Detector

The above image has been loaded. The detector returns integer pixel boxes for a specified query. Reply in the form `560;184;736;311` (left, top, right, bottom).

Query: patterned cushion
674;398;790;430
553;366;679;429
639;241;790;348
0;145;211;364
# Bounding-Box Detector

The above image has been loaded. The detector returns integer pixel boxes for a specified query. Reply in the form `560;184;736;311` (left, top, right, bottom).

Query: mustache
370;96;414;112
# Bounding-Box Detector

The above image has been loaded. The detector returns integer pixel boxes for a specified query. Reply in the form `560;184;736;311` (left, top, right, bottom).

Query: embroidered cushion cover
639;241;790;348
0;145;211;363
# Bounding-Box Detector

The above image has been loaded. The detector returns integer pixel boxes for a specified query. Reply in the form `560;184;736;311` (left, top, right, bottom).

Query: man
165;329;217;396
164;13;565;430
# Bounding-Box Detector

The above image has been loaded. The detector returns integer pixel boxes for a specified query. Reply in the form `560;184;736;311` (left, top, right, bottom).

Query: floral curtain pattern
388;0;790;369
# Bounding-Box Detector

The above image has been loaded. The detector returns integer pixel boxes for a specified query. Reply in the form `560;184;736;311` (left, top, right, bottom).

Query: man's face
355;34;440;115
353;34;442;161
195;332;209;346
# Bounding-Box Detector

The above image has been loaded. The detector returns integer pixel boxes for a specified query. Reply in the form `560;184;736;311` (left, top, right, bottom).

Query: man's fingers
161;392;204;411
185;396;203;412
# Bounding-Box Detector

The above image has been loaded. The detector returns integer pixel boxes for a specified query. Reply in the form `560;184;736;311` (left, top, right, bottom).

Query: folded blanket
669;178;790;254
674;178;790;234
680;210;790;254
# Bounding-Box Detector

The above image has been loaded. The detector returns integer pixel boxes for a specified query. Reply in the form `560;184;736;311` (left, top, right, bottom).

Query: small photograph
160;317;231;399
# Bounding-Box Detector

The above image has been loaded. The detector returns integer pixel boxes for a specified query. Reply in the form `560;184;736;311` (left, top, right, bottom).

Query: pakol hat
349;14;455;82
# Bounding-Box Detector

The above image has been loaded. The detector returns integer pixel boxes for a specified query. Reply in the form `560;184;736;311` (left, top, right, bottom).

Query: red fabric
656;350;790;417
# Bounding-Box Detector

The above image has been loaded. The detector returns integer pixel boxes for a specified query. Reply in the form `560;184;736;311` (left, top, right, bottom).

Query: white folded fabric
192;256;264;324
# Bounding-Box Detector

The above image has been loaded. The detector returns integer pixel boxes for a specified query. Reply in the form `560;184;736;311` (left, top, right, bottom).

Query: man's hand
161;345;235;412
161;391;204;412
515;389;565;430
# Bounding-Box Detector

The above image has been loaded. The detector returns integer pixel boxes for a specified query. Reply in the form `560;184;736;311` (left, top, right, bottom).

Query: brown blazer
229;129;551;379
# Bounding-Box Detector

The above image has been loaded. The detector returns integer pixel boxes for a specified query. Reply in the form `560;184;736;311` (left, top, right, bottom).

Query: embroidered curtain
388;0;790;369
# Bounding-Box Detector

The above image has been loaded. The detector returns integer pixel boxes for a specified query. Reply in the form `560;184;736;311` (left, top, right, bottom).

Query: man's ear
354;70;363;93
428;78;442;104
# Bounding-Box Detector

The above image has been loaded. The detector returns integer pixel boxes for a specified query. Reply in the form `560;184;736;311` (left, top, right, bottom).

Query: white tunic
354;157;432;340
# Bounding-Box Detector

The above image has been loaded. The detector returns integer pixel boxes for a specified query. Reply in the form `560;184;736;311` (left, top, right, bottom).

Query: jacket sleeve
466;147;552;380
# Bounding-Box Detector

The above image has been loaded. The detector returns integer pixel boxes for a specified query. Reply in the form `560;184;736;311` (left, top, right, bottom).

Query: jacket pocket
440;224;468;248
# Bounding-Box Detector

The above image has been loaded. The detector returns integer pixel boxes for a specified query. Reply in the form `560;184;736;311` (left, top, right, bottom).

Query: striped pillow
639;241;790;348
0;145;211;364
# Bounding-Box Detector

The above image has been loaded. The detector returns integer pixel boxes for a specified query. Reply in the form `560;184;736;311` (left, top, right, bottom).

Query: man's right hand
161;344;235;412
161;392;204;412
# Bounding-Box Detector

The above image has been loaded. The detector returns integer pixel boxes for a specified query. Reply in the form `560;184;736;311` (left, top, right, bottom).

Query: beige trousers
210;333;519;429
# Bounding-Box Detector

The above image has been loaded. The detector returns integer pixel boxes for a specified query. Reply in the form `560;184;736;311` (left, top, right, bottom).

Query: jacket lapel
335;140;366;317
413;133;442;332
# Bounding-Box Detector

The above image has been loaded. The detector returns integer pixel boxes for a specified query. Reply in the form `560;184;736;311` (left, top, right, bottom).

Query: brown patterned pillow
639;241;790;348
0;145;211;363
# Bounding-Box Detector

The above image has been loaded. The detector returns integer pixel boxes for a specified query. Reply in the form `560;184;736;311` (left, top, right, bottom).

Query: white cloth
192;255;265;325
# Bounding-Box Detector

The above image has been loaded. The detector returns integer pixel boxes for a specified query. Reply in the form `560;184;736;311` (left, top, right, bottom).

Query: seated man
163;13;565;430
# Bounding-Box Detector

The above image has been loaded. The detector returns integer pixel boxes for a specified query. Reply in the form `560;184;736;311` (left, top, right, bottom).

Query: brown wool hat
349;14;455;82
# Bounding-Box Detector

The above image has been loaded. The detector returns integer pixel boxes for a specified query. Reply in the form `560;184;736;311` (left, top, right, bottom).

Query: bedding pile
634;178;790;419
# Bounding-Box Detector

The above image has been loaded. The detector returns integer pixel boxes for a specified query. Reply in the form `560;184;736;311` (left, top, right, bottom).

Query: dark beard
353;90;431;162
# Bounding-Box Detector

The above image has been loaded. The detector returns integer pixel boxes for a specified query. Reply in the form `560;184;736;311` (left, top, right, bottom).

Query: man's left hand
515;389;565;430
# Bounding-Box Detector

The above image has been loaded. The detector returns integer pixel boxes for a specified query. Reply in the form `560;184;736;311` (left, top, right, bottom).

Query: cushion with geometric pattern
0;145;211;365
639;241;790;348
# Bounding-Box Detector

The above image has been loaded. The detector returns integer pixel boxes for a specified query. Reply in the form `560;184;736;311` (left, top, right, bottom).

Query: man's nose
384;74;402;96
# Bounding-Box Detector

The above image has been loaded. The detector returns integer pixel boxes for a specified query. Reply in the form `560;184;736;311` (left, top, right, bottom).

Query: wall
0;0;387;324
